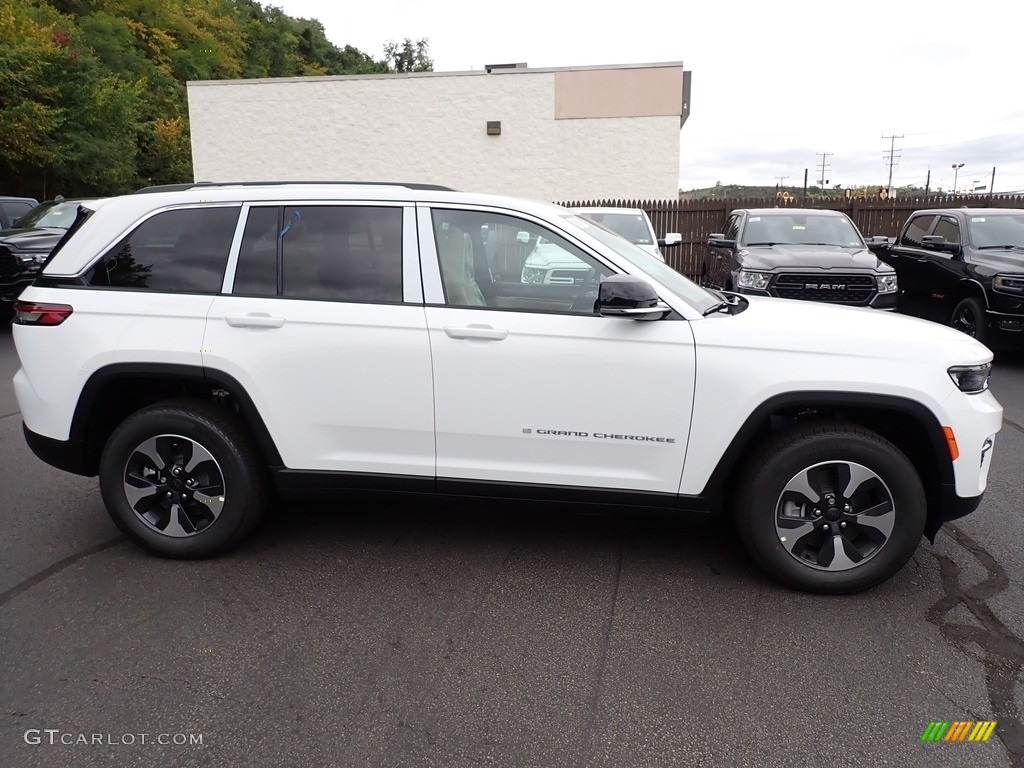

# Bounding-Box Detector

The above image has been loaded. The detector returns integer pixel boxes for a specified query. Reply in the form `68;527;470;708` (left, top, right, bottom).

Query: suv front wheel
99;399;268;558
735;423;926;594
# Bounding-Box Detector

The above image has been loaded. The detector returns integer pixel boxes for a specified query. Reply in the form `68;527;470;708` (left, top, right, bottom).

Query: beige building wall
187;63;688;201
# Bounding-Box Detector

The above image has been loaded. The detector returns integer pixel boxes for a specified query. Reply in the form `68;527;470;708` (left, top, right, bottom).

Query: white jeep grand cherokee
11;182;1003;594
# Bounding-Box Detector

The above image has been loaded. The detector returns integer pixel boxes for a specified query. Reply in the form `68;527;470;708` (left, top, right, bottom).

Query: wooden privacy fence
561;195;1024;280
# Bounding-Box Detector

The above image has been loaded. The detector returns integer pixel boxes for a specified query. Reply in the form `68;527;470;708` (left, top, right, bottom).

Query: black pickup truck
703;208;899;309
867;208;1024;346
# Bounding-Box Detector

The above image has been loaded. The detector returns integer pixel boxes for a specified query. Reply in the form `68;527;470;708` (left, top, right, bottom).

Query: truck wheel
951;297;988;344
735;423;925;594
99;399;268;558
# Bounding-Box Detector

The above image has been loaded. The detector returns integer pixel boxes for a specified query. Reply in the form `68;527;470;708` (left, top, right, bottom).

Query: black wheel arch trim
700;390;958;530
957;278;989;308
66;362;283;475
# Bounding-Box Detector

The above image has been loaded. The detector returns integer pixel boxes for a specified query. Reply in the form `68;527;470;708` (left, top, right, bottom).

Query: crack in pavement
0;411;20;421
927;524;1024;766
1004;417;1024;436
577;537;624;768
0;536;123;608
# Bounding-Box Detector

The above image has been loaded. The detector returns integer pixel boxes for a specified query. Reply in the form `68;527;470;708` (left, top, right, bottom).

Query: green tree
383;37;433;72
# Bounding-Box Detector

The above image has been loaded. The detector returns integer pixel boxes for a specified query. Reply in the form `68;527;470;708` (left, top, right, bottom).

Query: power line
882;134;903;196
816;152;832;189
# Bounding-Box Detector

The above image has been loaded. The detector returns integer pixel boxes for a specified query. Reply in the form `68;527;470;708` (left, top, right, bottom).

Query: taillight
13;301;74;326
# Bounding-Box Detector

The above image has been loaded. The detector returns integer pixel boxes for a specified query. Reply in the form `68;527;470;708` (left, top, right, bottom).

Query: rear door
203;202;434;477
887;214;938;316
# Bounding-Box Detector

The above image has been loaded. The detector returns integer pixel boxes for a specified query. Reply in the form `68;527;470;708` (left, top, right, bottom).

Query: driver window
933;216;960;246
431;209;613;315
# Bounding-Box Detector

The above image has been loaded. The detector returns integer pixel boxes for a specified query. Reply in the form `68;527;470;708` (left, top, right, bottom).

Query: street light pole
951;163;964;195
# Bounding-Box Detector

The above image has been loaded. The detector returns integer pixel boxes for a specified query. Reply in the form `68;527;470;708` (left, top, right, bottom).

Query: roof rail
134;181;456;194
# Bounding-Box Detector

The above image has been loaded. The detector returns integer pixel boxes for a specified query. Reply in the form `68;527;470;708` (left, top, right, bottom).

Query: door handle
225;313;285;329
443;326;508;341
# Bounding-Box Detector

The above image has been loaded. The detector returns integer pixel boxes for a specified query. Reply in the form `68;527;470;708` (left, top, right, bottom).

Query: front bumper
925;484;983;541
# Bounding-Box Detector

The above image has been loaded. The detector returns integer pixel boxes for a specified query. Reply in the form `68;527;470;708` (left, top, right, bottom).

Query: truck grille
771;273;876;305
548;269;586;285
0;247;18;278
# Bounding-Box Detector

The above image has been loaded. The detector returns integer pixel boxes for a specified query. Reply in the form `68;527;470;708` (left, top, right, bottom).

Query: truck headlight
15;254;47;272
993;274;1024;295
736;270;771;290
948;362;992;394
877;273;898;293
521;267;545;284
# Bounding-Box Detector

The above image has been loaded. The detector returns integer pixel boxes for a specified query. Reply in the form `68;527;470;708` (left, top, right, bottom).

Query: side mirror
707;233;736;248
864;235;891;253
922;235;960;254
658;232;683;247
596;275;669;320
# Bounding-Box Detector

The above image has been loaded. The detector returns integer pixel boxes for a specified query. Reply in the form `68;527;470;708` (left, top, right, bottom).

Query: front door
419;205;696;495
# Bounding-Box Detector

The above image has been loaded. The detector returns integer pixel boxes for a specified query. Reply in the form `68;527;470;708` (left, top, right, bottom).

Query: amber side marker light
13;301;74;326
942;427;960;461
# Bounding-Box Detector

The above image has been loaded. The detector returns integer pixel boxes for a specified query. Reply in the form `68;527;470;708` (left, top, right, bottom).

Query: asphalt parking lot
1;326;1022;768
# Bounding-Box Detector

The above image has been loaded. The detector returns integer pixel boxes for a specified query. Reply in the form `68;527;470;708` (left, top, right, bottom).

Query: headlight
948;363;992;394
736;270;771;290
15;253;47;272
876;273;898;293
521;267;545;284
993;274;1024;295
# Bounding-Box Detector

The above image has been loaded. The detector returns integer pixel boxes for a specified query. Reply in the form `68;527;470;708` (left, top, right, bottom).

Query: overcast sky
273;0;1024;195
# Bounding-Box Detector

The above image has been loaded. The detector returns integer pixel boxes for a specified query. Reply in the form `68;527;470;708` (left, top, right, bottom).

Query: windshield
15;201;83;229
579;212;654;246
967;213;1024;248
562;214;720;312
741;213;863;247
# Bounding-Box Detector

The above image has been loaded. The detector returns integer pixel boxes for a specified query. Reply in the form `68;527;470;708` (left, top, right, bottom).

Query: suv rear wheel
99;399;268;558
735;422;925;594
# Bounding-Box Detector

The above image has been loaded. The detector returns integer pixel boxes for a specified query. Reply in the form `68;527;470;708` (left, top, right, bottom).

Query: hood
693;295;991;367
966;247;1024;274
739;244;891;272
0;227;66;252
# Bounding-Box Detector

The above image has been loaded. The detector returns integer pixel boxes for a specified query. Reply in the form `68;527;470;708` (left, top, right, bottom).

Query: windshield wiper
744;242;788;247
702;288;743;316
977;244;1024;250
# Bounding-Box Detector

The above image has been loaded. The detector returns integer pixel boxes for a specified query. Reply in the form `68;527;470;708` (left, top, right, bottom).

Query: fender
69;363;283;473
693;391;956;535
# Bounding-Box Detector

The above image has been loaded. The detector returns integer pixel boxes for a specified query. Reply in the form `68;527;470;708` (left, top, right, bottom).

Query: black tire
99;398;268;558
951;296;989;344
734;422;926;594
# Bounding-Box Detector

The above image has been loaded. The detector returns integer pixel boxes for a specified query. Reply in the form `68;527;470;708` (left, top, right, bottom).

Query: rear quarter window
85;207;239;293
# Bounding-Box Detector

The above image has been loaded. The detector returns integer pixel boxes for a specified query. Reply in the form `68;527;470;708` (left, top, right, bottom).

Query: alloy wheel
122;433;226;537
774;460;895;571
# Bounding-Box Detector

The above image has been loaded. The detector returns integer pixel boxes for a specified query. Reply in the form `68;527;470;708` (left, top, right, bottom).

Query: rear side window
899;215;936;248
232;205;403;303
86;207;239;293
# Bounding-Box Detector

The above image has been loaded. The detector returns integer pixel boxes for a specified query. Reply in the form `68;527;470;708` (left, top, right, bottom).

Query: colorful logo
921;721;997;742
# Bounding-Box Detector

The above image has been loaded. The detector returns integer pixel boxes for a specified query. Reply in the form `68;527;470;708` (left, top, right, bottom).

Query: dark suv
869;208;1024;346
702;208;898;309
0;198;85;322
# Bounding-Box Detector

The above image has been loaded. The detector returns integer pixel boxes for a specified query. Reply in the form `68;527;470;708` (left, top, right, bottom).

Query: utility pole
924;169;931;198
882;134;903;196
774;175;788;188
803;168;808;200
816;153;832;190
990;167;997;199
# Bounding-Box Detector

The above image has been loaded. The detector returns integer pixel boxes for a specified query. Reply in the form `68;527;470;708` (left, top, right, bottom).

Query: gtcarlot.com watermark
24;729;203;746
